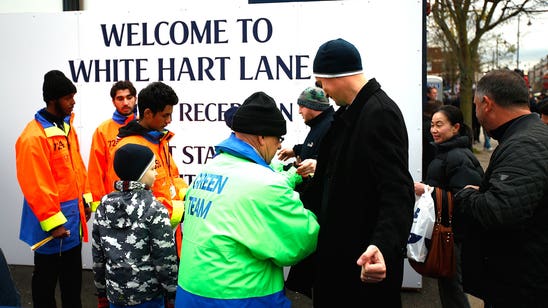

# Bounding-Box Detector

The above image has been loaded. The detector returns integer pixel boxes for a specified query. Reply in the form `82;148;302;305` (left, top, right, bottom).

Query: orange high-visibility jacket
87;111;135;209
107;122;188;228
16;110;92;254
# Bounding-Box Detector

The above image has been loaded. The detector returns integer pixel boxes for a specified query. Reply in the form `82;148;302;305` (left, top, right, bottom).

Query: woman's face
430;111;459;144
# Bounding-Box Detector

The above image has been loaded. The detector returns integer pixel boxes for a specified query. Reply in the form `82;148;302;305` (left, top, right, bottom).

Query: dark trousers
438;242;470;308
32;244;82;308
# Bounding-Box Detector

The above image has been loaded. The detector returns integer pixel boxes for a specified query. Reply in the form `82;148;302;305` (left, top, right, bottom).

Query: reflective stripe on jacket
16;109;91;254
107;125;188;227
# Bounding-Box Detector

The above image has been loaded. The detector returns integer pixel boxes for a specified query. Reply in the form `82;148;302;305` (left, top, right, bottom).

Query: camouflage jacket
92;181;178;305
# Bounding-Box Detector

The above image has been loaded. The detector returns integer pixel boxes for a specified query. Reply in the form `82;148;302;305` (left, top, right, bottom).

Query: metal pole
517;14;520;69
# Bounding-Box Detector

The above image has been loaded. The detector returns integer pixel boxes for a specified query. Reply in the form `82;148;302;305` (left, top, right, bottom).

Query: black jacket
455;114;548;307
302;78;414;307
292;106;334;161
425;136;483;192
425;136;484;234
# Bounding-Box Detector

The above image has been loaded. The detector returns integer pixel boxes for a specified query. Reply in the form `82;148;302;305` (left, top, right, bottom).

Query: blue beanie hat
224;106;239;128
313;38;363;78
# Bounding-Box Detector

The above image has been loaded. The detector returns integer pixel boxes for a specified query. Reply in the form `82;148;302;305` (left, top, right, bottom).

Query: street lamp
516;14;532;70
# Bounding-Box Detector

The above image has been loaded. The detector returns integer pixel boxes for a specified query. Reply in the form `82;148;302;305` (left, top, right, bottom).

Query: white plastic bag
406;185;436;262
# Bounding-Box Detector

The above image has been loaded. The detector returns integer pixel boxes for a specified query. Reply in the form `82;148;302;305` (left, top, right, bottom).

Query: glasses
262;136;284;143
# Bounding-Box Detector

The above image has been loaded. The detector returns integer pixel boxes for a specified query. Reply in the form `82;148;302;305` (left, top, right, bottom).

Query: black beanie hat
114;143;155;181
297;86;330;111
231;92;286;136
313;38;363;78
42;70;77;102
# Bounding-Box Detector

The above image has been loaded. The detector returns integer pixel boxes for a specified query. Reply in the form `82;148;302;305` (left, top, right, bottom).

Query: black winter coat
455;114;548;307
424;135;484;235
292;106;334;161
302;79;414;307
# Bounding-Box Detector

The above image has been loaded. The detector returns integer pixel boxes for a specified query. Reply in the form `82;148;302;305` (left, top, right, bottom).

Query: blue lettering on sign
187;196;212;219
191;173;228;194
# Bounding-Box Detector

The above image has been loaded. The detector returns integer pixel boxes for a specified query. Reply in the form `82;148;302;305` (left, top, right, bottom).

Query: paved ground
6;265;480;308
6;139;496;308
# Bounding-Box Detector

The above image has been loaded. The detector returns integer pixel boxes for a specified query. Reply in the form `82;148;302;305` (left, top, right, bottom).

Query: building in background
528;55;548;94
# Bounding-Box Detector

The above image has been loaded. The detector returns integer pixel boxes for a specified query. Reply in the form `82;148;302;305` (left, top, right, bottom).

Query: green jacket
178;134;319;306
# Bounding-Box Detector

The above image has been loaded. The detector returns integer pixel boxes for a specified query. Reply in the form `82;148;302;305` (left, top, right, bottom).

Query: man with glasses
176;91;319;307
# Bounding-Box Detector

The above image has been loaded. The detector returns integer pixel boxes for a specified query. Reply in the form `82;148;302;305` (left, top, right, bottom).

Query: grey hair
475;69;529;108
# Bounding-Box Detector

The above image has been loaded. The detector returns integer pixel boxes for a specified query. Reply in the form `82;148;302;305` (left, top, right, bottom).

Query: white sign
0;0;423;267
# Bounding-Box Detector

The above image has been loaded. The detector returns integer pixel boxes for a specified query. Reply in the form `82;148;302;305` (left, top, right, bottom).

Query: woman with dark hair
414;104;484;308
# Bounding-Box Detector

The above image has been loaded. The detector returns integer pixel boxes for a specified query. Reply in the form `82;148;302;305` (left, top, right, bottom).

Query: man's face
112;89;136;116
53;93;76;117
427;88;438;101
473;94;486;127
315;77;347;106
261;135;283;164
541;113;548;125
298;105;321;122
143;105;173;131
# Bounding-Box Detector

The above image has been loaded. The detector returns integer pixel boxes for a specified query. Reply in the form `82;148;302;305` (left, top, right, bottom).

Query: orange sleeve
88;125;109;204
15;124;65;229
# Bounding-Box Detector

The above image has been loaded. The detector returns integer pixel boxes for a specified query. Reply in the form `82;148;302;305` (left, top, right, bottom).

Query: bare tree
429;0;546;126
478;32;516;71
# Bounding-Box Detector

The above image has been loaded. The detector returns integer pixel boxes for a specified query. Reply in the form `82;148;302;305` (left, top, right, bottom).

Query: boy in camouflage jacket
92;143;178;308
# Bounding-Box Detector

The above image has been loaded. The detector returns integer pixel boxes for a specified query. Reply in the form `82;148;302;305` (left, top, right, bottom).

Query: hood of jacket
118;120;169;144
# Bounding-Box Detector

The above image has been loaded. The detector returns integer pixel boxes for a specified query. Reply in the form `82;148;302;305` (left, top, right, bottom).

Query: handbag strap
435;187;453;226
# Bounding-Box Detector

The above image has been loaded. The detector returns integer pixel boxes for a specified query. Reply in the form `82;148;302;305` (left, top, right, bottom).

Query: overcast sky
497;11;548;72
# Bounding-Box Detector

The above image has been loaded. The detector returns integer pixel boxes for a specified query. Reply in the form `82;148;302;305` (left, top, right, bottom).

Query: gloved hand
97;296;109;308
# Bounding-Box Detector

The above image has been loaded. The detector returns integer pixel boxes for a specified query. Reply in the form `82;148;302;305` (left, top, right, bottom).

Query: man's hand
296;158;317;178
356;245;386;283
85;207;92;222
50;225;70;239
277;148;295;161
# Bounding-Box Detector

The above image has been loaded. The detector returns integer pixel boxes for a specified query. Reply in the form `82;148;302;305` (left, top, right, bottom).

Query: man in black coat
301;38;414;307
279;86;335;297
278;86;335;188
455;69;548;307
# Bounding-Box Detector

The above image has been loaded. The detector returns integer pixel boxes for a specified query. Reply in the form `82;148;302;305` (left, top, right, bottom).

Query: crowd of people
11;38;548;308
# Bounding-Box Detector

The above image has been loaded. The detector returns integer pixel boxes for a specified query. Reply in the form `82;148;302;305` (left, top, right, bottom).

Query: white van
427;75;444;102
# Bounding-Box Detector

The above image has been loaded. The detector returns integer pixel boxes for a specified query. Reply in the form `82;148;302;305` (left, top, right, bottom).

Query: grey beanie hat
114;143;155;181
313;38;363;78
297;86;330;111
